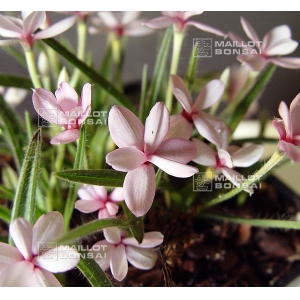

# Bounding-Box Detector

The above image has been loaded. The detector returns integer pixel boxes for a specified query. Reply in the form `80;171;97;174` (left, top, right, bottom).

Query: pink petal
33;245;79;273
110;244;128;281
90;240;114;271
97;12;118;28
149;155;198;178
26;268;62;287
154;138;196;164
106;147;147;172
75;200;103;213
0;242;23;268
264;39;298;56
240;17;260;44
106;202;119;216
123;231;164;248
32;88;65;125
79;83;92;114
144;102;170;155
0;14;23;38
142;16;175;29
98;208;114;219
126;246;157;270
108;106;144;150
272;119;287;139
291;99;300;136
193;79;224;112
78;185;104;201
32;211;64;256
55;81;79;113
170;75;193;113
228;31;253;50
50;129;80;144
0;261;34;287
124;24;154;36
278;140;300;162
23;11;45;36
278;101;292;136
232;144;264;167
186;21;225;36
103;227;123;244
290;93;300;111
236;54;267;72
268;57;300;69
165;114;193;139
192;138;217;167
108;188;124;202
121;11;140;25
124;165;156;217
181;11;203;19
34;16;77;40
9;218;33;261
218;149;233;168
93;186;108;200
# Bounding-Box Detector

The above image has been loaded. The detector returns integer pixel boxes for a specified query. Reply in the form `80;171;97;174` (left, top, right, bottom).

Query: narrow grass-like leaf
10;129;42;225
224;64;276;132
0;74;32;89
56;218;129;245
42;38;135;112
0;94;27;171
55;169;125;188
138;64;148;122
0;205;10;224
0;185;15;200
76;256;113;287
121;202;144;243
63;124;86;231
185;44;199;89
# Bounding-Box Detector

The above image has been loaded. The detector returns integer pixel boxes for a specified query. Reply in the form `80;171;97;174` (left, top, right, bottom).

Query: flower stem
24;49;42;88
165;29;184;112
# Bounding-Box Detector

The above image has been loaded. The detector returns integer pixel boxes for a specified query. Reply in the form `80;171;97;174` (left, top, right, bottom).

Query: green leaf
56;218;129;245
0;94;27;171
185;43;199;89
76;256;113;287
55;169;125;188
0;205;10;224
10;129;42;225
0;74;32;89
42;38;135;112
0;185;15;201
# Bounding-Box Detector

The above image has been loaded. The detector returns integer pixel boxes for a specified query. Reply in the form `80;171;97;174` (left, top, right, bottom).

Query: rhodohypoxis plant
0;11;300;287
0;212;79;287
32;81;91;144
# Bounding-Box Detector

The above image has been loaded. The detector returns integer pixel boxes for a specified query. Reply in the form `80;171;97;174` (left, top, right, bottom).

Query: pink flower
106;102;198;217
229;17;300;71
0;212;79;287
32;81;91;144
143;11;225;36
0;11;76;48
168;75;226;147
90;227;164;281
89;12;154;37
75;185;124;219
273;93;300;162
192;127;264;194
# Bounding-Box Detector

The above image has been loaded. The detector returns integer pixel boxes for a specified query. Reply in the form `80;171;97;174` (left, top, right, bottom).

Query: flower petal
111;244;128;281
0;261;34;287
142;16;175;29
75;200;103;213
154;138;196;164
0;242;23;268
108;188;124;202
26;268;62;287
186;21;225;36
193;79;224;112
149;155;198;178
32;211;64;256
108;105;144;150
79;83;92;115
103;227;123;244
192;138;217;167
9;218;33;261
33;245;79;273
144;102;170;155
126;246;157;270
232;144;264;167
97;12;118;28
240;17;260;44
90;240;114;271
123;231;164;248
170;75;193;113
106;147;147;172
121;11;140;25
106;202;119;216
0;14;23;38
165;114;193;139
272;119;287;140
278;140;300;162
278;101;292;136
55;81;79;113
218;149;233;168
236;54;267;72
23;11;45;36
268;57;300;69
50;129;80;144
34;16;77;40
124;165;156;217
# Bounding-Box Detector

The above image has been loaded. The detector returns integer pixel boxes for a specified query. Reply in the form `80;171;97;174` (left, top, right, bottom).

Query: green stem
200;150;286;210
70;20;87;88
24;49;42;88
165;29;184;112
